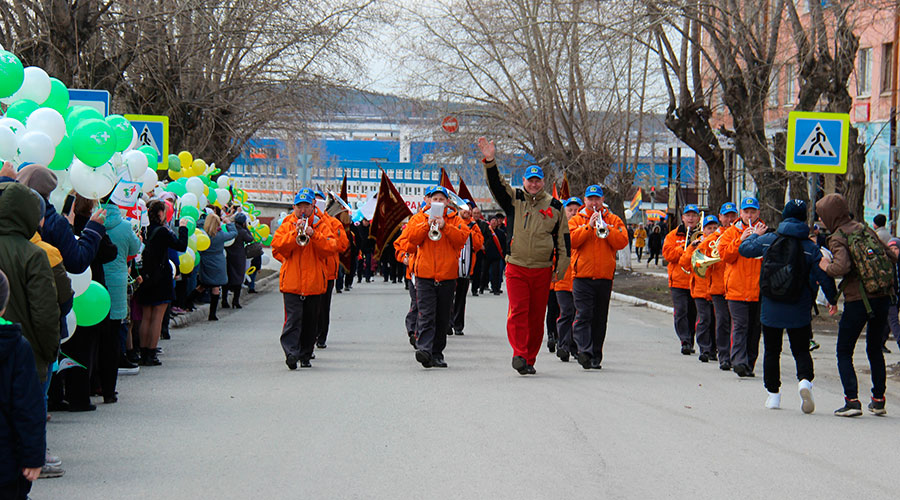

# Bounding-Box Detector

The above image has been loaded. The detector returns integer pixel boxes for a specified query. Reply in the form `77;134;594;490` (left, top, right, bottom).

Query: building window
352;168;359;178
858;47;872;96
768;71;780;107
882;43;894;94
785;64;795;105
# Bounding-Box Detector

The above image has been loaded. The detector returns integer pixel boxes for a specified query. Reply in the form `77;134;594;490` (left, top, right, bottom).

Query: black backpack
760;235;810;301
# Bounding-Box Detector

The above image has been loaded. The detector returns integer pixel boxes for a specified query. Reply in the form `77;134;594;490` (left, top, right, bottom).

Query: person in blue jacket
739;200;838;414
0;270;46;499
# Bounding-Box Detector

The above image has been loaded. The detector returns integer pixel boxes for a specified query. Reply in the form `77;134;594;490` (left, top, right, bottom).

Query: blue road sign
124;115;169;170
786;111;850;174
68;89;110;117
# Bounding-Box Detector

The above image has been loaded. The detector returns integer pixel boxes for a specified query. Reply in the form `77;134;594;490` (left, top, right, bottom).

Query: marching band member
568;186;628;369
395;189;434;347
717;197;764;378
314;190;349;349
701;202;738;370
478;137;570;375
405;187;468;368
271;188;338;370
679;215;719;363
553;197;583;362
662;204;701;355
450;201;484;336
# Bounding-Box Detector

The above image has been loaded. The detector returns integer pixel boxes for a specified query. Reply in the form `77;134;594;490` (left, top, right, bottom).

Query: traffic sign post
69;89;110;117
124;114;169;170
785;111;850;174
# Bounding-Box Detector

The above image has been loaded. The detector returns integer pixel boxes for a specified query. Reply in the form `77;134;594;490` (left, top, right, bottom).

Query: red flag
560;174;570;199
457;177;476;206
552;182;559;200
440;168;457;193
370;171;413;260
339;174;348;203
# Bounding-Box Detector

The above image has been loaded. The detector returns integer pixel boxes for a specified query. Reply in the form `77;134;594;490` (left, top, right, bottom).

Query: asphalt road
36;280;900;499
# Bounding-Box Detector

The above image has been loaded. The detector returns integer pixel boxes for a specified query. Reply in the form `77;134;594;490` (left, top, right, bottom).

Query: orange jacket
662;227;695;289
407;206;469;281
568;207;628;280
322;213;349;280
700;229;727;296
553;263;574;292
271;209;337;296
679;240;711;300
394;221;416;280
717;220;763;302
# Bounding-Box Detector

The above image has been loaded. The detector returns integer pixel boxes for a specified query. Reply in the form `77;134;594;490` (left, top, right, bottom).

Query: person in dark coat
647;225;663;266
0;270;46;500
356;220;374;282
135;200;189;365
481;214;507;294
223;212;254;309
187;213;238;320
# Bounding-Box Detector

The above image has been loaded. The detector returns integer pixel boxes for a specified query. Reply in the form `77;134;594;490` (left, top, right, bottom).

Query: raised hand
477;137;495;162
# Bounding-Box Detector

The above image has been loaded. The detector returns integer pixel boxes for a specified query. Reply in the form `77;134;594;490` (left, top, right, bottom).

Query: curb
169;272;279;329
610;291;674;315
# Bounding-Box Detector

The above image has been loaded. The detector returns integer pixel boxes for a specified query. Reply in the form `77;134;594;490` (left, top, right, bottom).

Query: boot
208;294;220;321
232;287;242;309
140;348;161;366
221;287;230;308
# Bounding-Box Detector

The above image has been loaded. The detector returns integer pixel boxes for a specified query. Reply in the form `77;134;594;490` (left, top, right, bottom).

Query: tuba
296;217;309;246
428;220;442;241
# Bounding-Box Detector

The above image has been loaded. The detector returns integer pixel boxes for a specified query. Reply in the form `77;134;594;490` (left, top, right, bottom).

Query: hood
0;182;41;238
776;218;811;238
102;203;124;231
816;193;850;232
0;322;21;363
234;212;248;227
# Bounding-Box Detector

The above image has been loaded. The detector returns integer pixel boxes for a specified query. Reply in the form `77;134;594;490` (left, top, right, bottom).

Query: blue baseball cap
463;199;474;207
524;165;544;180
564;197;583;207
293;188;315;205
585;185;604;198
426;185;449;198
683;204;699;214
314;189;326;199
703;215;720;227
719;202;738;215
740;197;760;210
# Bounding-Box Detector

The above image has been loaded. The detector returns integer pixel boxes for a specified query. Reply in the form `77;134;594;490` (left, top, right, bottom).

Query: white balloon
49;186;68;212
123;149;149;180
128;126;138;151
180;192;198;208
215;188;230;205
216;175;231;189
70;159;115;199
9;67;51;104
0;117;25;140
110;151;126;176
185;176;204;196
261;254;271;267
63;309;77;341
198;192;208;209
67;268;92;297
0;126;16;161
17;131;54;166
624;209;634;219
140;167;158;194
25;107;65;146
224;238;235;247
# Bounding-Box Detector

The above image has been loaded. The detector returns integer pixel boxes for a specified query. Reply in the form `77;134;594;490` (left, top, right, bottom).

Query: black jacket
0;321;46;483
136;223;189;304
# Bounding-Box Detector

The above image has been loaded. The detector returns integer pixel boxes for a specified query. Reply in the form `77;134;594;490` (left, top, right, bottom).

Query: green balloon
206;187;217;205
180;205;200;221
71;118;117;167
73;281;111;327
0;50;24;98
105;115;133;152
167;154;182;172
181;216;196;234
48;135;74;171
65;106;104;135
41;78;69;113
166;182;187;197
138;145;158;169
175;177;189;187
5;99;39;123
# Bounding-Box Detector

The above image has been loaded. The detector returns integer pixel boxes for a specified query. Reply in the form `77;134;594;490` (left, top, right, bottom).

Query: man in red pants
478;137;570;375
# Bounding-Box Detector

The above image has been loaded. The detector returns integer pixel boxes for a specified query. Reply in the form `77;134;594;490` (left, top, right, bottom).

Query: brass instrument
296;218;310;246
428;220;442;241
691;239;721;278
595;214;609;239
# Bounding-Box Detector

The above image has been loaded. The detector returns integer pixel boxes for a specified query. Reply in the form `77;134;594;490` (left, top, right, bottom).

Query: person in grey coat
223;212;255;309
187;213;237;321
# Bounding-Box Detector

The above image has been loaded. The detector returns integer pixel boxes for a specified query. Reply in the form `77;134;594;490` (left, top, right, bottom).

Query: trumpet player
679;215;720;363
404;187;468;368
717;197;764;378
568;185;628;369
702;202;739;370
271;188;337;370
662;204;701;355
395;188;434;347
314;190;349;350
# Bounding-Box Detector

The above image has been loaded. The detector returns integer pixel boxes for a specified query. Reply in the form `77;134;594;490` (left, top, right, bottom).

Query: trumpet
595;214;609;239
428;219;442;241
691;238;721;278
296;218;310;246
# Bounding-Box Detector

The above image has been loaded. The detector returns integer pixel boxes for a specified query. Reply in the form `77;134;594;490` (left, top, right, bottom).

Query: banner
440;168;457;193
458;177;476;206
339;174;348;203
560;174;570;199
629;188;642;212
370;171;413;260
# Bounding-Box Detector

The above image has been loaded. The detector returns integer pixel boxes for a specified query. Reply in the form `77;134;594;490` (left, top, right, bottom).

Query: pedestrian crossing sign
786;111;849;174
124;114;169;170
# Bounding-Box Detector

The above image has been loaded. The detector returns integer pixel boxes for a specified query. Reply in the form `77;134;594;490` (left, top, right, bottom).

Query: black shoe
590;358;602;370
577;352;592;369
681;342;692;355
525;364;536;375
310;353;316;360
492;291;501;295
299;359;312;368
472;291;478;297
68;403;97;412
733;363;754;377
286;354;298;370
408;334;416;347
512;356;528;374
882;345;891;354
208;315;218;321
709;351;718;361
698;352;709;363
140;348;161;366
547;338;557;353
416;350;433;368
316;343;327;349
47;401;70;412
160;330;170;340
432;358;448;368
455;330;464;336
126;349;141;365
222;301;230;309
344;287;351;292
868;398;887;416
232;303;242;309
557;348;570;362
834;398;863;417
119;355;139;370
719;361;732;371
248;289;258;294
336;288;342;294
103;395;118;404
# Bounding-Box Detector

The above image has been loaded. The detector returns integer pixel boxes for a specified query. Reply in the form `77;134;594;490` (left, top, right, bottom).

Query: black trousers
670;287;697;346
635;247;644;261
556;290;576;353
837;297;889;400
546;289;559;338
280;293;321;361
0;476;31;500
451;277;470;333
572;278;613;361
762;324;814;393
471;253;486;294
358;252;373;281
406;279;418;337
58;321;103;407
484;258;503;292
416;278;455;359
97;317;120;399
316;280;335;345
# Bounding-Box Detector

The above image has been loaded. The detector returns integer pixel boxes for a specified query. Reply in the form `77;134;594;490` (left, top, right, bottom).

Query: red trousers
505;263;553;365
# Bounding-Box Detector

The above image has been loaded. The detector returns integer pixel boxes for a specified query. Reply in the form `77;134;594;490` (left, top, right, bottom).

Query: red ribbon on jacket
539;207;553;218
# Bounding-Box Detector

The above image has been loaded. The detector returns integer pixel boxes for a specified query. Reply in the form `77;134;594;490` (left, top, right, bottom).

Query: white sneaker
798;380;815;414
765;391;781;409
45;450;61;467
